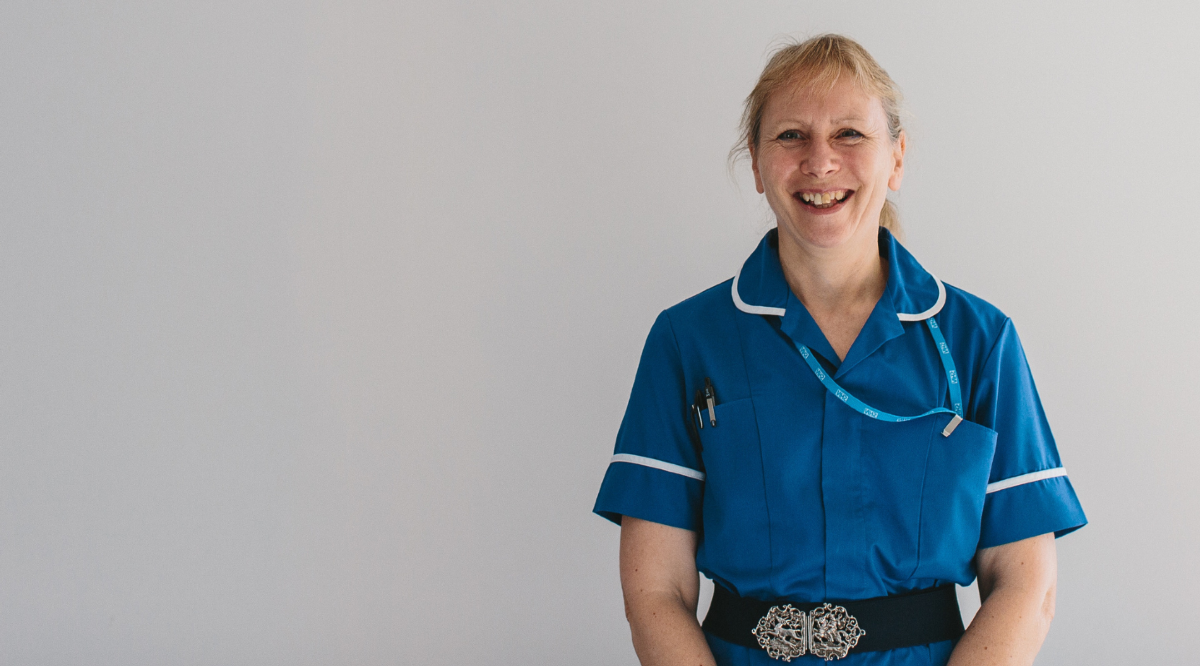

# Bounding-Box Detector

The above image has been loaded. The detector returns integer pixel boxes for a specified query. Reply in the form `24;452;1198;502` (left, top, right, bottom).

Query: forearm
625;590;716;666
947;579;1055;666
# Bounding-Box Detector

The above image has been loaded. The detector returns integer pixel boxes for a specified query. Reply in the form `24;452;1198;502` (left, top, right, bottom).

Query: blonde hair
733;34;906;238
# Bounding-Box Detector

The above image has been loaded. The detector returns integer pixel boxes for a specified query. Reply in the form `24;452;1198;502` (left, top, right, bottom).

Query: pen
704;377;717;427
693;390;706;430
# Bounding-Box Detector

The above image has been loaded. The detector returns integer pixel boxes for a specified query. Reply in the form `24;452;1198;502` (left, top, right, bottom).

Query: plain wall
2;1;1197;663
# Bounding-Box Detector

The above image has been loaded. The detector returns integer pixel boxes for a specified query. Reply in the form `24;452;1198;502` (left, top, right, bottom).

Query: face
750;75;906;252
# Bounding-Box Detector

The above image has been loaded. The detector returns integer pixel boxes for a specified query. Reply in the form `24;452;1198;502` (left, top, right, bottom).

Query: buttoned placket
776;274;911;598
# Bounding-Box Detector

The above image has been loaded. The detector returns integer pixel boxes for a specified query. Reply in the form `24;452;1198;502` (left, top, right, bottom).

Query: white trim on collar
731;269;787;316
896;275;946;321
732;267;947;321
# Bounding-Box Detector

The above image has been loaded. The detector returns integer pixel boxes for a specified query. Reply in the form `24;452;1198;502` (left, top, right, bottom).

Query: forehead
763;75;886;126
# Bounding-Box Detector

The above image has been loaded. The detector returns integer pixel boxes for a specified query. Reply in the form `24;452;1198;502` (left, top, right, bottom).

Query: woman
593;35;1086;665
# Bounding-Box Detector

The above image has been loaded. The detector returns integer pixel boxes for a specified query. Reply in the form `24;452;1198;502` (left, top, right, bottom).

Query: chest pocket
913;417;997;581
694;398;772;590
856;412;996;584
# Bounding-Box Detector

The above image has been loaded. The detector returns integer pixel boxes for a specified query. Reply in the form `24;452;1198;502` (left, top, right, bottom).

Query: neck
777;227;887;317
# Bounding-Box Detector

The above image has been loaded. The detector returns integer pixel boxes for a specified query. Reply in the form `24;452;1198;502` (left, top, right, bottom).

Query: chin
781;217;861;250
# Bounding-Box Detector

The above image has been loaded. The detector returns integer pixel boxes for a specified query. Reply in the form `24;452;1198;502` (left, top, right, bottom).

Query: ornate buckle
752;604;807;662
752;603;866;662
809;603;866;660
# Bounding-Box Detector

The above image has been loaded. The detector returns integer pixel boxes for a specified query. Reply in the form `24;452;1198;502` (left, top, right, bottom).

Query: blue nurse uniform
593;228;1087;665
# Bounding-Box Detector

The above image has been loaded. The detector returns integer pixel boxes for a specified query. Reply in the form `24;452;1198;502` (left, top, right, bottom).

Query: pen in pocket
691;378;718;431
704;377;717;427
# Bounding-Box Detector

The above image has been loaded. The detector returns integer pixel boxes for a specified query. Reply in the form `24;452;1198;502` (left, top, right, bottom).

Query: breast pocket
913;417;997;582
695;398;772;586
859;417;934;582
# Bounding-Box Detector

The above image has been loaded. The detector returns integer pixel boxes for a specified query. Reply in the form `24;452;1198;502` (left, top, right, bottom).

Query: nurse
593;34;1086;665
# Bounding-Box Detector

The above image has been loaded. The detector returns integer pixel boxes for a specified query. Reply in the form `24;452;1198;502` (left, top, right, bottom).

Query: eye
837;129;864;139
777;130;803;141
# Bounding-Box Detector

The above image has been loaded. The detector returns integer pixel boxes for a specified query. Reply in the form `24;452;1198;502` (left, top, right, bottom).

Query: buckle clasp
752;603;866;662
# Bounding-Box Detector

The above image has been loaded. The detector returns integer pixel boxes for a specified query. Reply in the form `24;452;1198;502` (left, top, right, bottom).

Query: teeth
800;190;848;206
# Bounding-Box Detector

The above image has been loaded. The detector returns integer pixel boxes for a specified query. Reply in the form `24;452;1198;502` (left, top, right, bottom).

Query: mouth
794;189;853;210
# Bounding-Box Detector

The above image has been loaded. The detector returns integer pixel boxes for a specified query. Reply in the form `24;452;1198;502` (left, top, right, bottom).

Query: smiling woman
593;34;1086;666
751;76;904;254
735;36;907;241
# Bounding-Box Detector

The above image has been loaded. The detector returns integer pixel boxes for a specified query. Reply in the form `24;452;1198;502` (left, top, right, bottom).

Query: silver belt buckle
752;603;866;662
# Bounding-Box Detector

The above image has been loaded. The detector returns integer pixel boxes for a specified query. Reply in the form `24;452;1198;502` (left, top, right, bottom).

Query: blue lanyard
792;318;964;435
926;318;962;417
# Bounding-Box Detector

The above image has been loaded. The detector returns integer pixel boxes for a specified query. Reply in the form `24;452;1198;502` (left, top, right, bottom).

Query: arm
947;533;1057;666
620;516;717;666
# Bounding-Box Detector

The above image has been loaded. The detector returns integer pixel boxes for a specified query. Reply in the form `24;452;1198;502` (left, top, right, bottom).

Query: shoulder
633;278;745;370
655;278;741;343
939;280;1013;350
936;282;1039;395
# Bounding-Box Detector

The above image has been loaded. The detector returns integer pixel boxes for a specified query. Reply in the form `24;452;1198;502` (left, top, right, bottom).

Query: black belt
702;584;964;661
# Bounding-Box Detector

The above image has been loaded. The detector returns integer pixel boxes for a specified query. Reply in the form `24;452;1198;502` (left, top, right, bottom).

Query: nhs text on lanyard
793;318;964;437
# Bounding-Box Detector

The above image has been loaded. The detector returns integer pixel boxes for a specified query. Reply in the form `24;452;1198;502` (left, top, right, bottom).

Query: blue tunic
593;228;1087;665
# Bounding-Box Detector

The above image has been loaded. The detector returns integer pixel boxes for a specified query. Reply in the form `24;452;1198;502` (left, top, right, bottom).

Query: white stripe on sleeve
610;453;706;481
985;467;1068;494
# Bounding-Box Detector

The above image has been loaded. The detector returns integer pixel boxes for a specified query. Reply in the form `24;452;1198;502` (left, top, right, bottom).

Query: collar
731;227;946;322
732;227;946;376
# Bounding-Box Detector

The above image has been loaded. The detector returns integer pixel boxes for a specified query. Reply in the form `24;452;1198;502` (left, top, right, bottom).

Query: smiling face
750;74;906;253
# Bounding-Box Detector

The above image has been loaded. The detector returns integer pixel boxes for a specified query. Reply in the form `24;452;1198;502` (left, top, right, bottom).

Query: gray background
2;1;1196;664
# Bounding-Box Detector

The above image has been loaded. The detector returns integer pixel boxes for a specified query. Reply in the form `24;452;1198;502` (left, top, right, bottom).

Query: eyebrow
766;116;870;126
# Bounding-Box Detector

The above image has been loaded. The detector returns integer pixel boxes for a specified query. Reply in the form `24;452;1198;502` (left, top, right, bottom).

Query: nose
801;139;838;179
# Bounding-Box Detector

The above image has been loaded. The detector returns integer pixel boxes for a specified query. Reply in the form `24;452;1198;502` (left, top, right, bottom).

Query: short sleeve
593;311;704;532
972;319;1087;548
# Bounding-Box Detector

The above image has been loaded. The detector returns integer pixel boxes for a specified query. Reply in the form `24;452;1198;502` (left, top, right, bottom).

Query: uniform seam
661;310;704;463
910;424;937;580
733;305;777;592
661;309;685;367
969;317;1013;422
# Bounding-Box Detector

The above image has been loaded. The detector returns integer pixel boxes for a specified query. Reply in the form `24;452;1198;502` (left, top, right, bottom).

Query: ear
750;139;765;194
888;130;907;192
